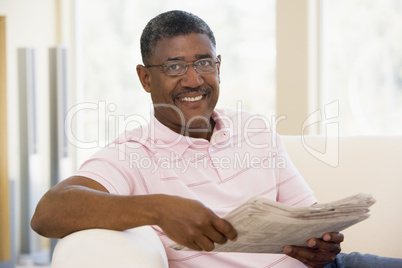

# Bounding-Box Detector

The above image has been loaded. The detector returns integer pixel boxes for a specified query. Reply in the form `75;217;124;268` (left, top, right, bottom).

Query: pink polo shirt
75;108;316;267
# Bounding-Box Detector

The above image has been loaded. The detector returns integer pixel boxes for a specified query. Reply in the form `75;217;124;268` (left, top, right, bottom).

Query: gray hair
140;10;216;64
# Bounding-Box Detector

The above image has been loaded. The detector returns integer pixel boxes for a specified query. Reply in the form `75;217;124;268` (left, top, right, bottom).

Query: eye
165;63;183;72
166;64;180;71
197;59;213;67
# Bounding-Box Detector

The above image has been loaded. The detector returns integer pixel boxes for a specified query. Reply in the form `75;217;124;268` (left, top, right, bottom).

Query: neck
153;110;216;141
184;118;215;141
156;117;215;141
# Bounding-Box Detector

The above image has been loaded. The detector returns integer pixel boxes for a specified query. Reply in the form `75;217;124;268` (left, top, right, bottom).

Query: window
321;0;402;135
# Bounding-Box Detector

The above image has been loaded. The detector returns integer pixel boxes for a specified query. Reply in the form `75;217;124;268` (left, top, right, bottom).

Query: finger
284;246;336;267
195;236;215;252
284;246;317;264
322;232;344;243
204;227;228;245
212;218;238;241
307;238;341;253
185;241;203;251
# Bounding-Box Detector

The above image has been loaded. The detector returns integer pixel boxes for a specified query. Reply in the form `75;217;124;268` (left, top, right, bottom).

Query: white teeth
180;95;203;102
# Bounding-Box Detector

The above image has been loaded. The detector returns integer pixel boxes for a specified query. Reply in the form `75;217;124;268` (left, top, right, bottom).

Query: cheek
150;78;179;101
207;76;220;94
163;80;180;101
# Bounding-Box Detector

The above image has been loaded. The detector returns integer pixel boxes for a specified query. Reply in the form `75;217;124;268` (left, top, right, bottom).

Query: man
31;10;399;268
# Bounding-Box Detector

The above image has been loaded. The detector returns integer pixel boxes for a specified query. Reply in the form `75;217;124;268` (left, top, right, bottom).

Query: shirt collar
139;109;233;155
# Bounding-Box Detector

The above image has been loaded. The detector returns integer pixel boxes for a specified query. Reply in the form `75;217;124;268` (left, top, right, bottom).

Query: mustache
172;87;211;100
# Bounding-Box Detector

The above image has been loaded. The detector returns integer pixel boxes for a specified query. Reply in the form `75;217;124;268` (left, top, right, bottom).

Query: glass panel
75;0;276;164
322;0;402;135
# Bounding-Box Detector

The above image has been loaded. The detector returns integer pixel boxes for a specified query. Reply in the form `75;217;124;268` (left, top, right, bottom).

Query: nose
180;65;204;88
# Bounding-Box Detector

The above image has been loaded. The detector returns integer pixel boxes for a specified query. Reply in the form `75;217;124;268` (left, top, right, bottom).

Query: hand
283;232;344;268
155;195;238;251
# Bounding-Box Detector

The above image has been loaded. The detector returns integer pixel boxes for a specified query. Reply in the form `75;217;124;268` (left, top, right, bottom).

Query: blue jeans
325;252;402;268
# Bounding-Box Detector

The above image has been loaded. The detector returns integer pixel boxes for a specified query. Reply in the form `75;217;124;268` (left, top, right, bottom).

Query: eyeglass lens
164;58;218;76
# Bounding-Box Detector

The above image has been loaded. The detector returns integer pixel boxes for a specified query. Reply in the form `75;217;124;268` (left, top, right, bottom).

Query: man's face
139;33;221;135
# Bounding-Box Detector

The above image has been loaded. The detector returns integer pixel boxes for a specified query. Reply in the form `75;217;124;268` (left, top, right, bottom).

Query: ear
217;55;222;84
136;65;152;93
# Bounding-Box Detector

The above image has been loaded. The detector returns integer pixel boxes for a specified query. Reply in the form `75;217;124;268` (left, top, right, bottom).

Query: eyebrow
166;54;214;62
195;54;213;60
166;57;184;61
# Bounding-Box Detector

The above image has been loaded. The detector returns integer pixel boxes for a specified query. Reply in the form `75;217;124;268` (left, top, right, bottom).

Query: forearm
31;176;238;251
31;179;160;238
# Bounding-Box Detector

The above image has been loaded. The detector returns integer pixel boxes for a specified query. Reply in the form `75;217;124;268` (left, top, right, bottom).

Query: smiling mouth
173;87;211;103
179;94;206;102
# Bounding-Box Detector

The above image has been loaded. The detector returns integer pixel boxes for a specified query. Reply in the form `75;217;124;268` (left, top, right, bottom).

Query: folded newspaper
171;193;376;253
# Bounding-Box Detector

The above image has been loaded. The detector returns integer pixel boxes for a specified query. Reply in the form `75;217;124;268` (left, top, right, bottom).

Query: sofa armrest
51;226;168;268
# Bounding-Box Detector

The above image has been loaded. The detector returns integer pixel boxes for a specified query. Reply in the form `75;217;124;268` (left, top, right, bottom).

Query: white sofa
51;136;402;267
51;226;169;268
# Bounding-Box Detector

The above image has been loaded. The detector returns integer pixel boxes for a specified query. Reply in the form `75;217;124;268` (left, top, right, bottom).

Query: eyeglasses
145;57;220;76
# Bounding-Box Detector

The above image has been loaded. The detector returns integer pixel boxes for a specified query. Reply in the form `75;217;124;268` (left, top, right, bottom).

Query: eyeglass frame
144;57;221;76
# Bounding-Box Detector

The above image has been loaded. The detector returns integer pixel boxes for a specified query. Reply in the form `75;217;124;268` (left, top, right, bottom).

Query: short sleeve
74;146;139;195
